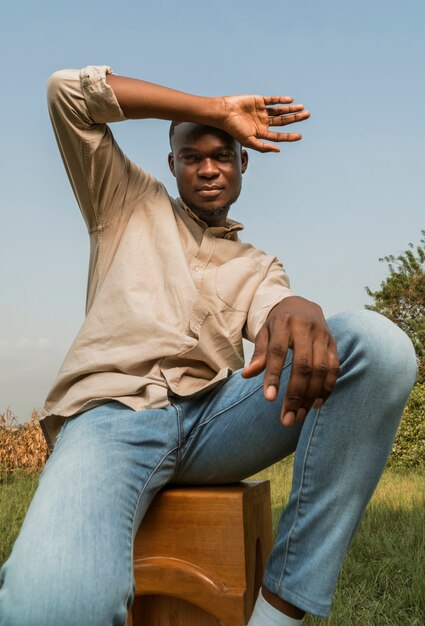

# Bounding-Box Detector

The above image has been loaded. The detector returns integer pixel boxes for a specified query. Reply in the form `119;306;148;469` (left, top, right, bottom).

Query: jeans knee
328;309;417;392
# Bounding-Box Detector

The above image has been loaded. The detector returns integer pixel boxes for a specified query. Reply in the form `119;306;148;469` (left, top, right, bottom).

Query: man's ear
168;152;176;177
241;149;248;174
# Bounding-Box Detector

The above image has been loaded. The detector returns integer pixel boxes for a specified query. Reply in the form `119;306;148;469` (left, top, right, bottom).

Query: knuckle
293;360;312;377
314;364;329;379
286;394;303;406
329;365;341;379
268;345;286;359
273;310;291;325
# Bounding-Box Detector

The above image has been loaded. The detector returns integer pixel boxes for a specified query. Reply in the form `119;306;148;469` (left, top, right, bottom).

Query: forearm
106;73;223;125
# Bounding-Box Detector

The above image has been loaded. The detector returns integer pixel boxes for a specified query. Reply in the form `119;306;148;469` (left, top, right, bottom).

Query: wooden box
127;481;272;626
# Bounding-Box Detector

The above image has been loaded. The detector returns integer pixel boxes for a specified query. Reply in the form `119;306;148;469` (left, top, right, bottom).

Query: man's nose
197;157;219;177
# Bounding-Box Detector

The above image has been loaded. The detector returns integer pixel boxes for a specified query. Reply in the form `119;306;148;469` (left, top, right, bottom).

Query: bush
388;383;425;469
365;231;425;384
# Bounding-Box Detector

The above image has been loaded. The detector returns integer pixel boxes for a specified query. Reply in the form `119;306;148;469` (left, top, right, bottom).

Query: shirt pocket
215;257;261;313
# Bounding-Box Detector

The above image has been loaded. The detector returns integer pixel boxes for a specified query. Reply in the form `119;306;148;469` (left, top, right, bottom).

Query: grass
253;459;425;625
1;463;424;624
0;471;40;565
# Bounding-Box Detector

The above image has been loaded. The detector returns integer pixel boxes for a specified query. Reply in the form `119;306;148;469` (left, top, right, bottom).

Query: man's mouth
195;186;224;198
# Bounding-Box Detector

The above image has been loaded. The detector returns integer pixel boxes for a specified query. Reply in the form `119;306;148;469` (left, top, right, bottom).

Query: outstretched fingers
268;110;311;127
256;101;310;150
264;99;310;134
263;96;295;105
246;131;305;152
266;104;305;116
221;93;309;152
264;131;303;144
245;137;282;153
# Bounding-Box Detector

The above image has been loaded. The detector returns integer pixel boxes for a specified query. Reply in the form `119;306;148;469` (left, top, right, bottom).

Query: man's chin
183;201;230;222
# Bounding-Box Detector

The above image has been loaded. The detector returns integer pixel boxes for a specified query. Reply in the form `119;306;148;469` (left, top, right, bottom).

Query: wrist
184;95;225;129
208;96;226;128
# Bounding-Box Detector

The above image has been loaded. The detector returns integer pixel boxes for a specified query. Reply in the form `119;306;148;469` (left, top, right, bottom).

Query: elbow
47;69;80;112
47;70;68;108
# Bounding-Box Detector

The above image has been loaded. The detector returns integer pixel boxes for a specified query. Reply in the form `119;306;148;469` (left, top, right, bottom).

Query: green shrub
388;383;425;469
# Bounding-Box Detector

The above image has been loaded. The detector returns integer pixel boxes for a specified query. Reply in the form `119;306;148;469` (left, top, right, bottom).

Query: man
0;66;417;626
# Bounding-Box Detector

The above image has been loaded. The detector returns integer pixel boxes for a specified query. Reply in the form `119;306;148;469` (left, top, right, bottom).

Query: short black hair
169;121;182;150
168;121;241;152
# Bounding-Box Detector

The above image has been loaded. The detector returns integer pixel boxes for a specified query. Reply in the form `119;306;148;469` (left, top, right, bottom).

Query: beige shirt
40;65;295;451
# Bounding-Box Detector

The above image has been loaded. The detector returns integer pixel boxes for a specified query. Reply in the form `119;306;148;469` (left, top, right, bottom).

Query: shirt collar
176;198;244;241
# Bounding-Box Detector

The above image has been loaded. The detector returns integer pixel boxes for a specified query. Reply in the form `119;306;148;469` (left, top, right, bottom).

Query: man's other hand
242;296;340;426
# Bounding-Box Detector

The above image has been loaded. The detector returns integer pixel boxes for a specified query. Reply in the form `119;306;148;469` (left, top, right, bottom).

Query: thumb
242;325;269;378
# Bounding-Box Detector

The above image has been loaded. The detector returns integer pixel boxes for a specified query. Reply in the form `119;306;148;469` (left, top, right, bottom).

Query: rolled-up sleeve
243;257;295;342
47;65;155;231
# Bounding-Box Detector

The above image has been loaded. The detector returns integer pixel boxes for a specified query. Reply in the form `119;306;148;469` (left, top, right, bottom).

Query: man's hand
219;95;310;153
242;296;340;426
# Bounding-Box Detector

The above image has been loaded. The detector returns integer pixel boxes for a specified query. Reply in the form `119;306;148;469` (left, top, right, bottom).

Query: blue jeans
0;311;417;623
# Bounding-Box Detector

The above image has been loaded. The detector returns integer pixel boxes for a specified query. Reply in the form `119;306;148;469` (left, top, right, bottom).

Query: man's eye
182;155;199;162
216;153;233;161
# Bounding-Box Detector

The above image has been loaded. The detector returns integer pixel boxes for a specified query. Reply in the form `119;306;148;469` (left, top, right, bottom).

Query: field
1;459;424;625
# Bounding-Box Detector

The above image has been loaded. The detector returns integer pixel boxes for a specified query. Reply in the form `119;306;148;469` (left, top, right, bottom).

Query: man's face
168;123;248;226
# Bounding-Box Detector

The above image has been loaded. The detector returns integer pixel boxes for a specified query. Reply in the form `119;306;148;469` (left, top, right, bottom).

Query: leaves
388;383;425;469
365;230;425;383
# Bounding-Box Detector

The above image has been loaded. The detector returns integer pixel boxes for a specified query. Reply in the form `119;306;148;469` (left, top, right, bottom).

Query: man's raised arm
106;73;310;153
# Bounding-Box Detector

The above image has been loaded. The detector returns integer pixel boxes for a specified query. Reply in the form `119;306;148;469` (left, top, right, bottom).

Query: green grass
253;459;425;625
0;471;41;565
1;464;424;624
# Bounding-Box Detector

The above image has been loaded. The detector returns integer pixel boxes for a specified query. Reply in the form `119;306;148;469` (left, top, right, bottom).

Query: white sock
247;588;304;626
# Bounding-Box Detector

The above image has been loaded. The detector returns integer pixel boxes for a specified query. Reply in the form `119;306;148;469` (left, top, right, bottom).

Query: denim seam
169;401;184;483
183;381;264;443
124;443;180;618
173;380;270;483
277;407;321;590
182;360;294;445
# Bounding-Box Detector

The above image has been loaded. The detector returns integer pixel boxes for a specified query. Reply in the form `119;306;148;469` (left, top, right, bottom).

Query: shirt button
194;266;201;272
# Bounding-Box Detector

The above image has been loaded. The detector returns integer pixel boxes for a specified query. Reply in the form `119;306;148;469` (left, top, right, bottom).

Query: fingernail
296;408;307;421
282;411;295;426
266;385;277;400
313;398;324;409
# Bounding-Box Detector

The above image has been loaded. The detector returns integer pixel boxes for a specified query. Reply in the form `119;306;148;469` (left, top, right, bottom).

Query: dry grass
0;409;48;477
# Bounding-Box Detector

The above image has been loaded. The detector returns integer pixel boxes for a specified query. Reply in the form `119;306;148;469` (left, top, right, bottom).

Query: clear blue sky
1;0;424;421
